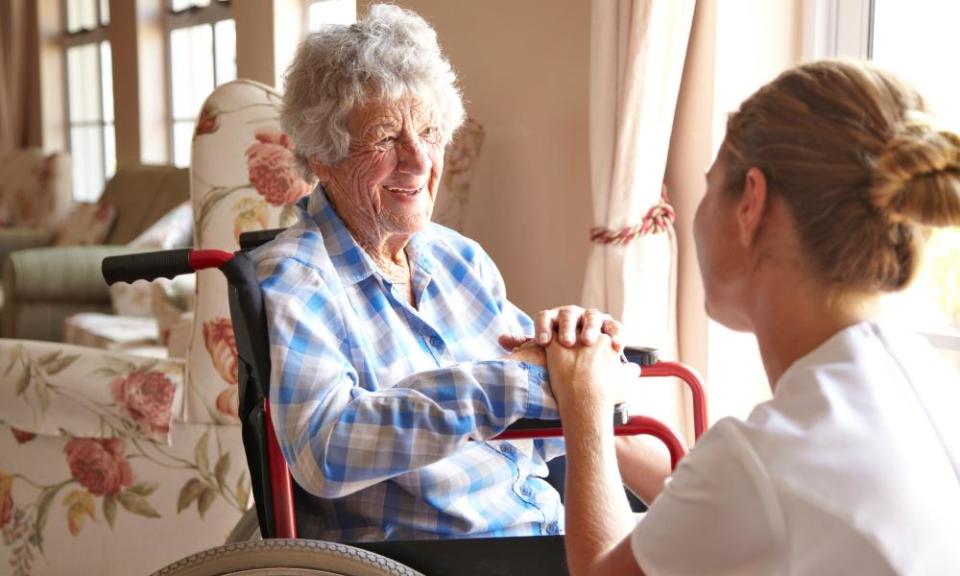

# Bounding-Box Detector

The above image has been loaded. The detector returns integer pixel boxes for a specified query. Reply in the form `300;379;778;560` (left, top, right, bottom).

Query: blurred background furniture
0;164;189;341
0;79;307;576
0;149;73;280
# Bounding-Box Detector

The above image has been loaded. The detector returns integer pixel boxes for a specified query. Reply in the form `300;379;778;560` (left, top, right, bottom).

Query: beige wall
362;0;594;315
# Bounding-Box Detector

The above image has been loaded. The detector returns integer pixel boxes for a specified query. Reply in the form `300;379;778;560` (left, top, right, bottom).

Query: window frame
809;0;960;357
61;0;114;201
162;0;234;166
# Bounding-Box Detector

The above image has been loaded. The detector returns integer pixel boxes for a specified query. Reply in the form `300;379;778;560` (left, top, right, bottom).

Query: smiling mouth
384;186;424;197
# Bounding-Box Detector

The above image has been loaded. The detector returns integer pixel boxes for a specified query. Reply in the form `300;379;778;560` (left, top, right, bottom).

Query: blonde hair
723;59;960;293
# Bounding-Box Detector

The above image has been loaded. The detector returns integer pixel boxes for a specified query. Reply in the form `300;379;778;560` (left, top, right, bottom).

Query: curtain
582;0;695;434
582;0;695;357
0;0;28;151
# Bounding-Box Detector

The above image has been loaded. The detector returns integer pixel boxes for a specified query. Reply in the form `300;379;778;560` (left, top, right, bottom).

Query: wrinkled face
694;149;752;331
311;97;445;244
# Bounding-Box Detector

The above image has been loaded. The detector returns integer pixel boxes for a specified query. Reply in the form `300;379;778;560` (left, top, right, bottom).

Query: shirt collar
304;185;435;285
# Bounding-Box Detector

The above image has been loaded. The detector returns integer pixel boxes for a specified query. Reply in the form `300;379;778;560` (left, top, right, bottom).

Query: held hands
499;305;624;360
545;334;638;414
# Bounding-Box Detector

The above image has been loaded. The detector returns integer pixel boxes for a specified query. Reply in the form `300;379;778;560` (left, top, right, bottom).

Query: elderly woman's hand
499;305;623;353
545;334;638;414
502;337;546;367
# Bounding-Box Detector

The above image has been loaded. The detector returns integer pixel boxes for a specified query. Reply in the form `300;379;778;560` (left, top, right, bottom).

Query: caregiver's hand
545;334;638;413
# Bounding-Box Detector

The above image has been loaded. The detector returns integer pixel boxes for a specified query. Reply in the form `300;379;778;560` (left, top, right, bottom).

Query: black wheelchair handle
102;249;194;285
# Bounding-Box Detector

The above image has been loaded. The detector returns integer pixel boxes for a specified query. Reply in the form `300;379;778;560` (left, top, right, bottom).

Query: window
306;0;356;31
869;0;960;368
63;0;115;201
166;0;236;167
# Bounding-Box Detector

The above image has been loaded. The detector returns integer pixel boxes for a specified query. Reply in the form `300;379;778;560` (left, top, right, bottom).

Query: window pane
70;125;105;202
172;120;196;168
171;0;211;12
100;42;114;123
66;0;97;33
872;1;960;130
67;44;102;123
170;24;215;119
214;19;237;86
99;0;110;25
104;122;116;179
308;0;357;30
872;0;960;356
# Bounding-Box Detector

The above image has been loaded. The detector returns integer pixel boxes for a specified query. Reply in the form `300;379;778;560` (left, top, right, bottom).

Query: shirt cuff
520;362;560;420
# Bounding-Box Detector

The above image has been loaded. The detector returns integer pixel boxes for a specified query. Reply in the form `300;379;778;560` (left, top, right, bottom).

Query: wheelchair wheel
151;539;424;576
225;507;261;543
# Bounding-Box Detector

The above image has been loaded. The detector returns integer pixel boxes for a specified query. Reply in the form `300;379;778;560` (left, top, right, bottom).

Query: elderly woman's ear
307;155;332;184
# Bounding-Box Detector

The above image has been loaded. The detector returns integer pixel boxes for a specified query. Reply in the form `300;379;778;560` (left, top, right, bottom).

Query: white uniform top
631;321;960;575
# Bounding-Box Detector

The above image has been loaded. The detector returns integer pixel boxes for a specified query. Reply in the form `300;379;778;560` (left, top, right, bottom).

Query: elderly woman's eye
377;135;398;147
420;127;440;142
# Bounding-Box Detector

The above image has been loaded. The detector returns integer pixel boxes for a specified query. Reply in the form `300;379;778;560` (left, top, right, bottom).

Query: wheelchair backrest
227;229;284;538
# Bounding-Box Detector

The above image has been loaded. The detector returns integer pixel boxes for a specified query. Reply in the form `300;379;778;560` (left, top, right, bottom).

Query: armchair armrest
6;244;139;301
0;227;56;265
1;245;141;340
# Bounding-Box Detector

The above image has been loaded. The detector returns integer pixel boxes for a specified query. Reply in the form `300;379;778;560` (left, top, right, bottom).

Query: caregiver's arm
547;336;645;576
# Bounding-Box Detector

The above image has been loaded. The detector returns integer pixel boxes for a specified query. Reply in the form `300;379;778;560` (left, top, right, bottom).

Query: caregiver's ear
737;167;768;246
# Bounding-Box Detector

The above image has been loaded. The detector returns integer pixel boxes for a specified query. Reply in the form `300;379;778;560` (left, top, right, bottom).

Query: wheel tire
225;507;262;543
151;539;425;576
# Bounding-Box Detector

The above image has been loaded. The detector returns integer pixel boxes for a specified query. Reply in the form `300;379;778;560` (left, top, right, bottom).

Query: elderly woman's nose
396;135;430;174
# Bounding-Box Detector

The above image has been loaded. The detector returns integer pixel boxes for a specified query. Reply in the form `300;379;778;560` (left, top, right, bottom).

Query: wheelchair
102;230;707;576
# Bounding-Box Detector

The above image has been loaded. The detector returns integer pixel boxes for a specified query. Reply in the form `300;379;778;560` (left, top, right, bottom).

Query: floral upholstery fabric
0;82;303;575
186;79;313;424
0;422;247;576
0;341;183;443
0;150;72;230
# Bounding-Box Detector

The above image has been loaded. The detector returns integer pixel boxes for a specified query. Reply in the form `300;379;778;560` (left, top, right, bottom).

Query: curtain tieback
590;185;675;246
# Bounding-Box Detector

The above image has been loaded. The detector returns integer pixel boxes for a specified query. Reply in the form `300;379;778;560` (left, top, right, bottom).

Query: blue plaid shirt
254;187;565;542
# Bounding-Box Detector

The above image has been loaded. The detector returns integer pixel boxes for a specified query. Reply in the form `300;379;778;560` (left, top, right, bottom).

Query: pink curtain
0;0;29;151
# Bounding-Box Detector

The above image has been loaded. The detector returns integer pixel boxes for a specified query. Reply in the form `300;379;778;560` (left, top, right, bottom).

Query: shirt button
545;523;560;535
500;443;515;457
520;485;533;498
429;336;443;349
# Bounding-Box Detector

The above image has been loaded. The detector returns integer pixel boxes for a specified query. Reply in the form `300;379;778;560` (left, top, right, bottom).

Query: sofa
0;165;189;341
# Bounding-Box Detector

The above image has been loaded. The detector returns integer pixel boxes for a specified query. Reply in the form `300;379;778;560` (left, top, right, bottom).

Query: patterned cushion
107;201;194;318
52;201;117;246
186;79;314;424
130;200;193;250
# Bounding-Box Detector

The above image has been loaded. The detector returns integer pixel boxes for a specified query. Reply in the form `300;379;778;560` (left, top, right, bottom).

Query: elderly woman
546;59;960;575
255;4;624;543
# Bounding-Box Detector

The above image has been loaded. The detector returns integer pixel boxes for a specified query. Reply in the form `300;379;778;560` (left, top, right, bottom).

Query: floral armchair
0;79;311;576
0;150;73;307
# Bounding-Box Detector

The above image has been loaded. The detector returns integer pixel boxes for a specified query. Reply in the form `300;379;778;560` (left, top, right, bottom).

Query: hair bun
871;114;960;227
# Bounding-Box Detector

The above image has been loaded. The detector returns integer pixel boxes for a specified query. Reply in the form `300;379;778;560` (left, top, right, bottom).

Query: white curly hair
281;3;465;170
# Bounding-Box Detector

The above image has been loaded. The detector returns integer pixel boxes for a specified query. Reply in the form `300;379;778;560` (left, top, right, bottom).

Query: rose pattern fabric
9;429;35;444
215;386;239;418
110;371;177;437
63;438;134;496
203;318;239;387
245;130;312;206
0;473;12;528
233;197;270;243
195;104;221;137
